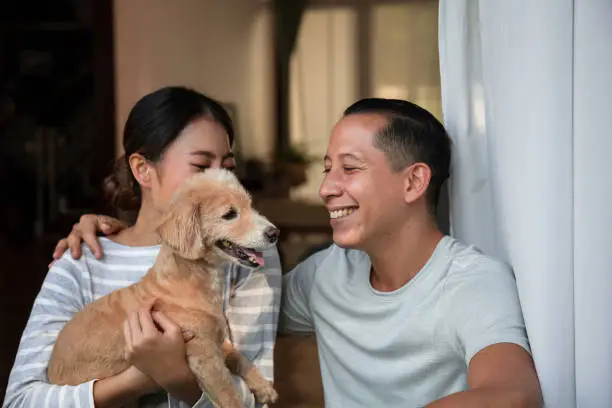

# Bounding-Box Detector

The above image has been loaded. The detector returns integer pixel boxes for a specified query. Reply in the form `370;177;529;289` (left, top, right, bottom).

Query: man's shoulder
443;236;515;283
300;243;357;264
288;244;365;282
314;244;368;270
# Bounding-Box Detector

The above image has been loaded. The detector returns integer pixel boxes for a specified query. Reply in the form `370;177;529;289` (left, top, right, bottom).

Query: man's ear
157;199;204;260
403;162;432;204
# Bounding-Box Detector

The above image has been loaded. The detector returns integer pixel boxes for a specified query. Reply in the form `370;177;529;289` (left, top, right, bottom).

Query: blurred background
0;0;444;406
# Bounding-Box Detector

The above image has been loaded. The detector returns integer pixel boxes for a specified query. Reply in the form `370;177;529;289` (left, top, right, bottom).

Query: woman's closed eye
191;164;236;173
191;164;211;171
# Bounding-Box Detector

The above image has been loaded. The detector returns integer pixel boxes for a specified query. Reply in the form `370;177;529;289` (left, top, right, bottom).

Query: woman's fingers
79;215;104;258
123;319;133;346
98;215;128;234
50;239;69;266
151;311;182;340
123;319;133;360
128;311;143;342
67;225;83;259
81;232;102;259
52;239;68;260
138;307;158;338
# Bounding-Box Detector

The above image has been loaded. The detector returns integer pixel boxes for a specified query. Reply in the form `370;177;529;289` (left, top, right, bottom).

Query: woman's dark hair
104;86;234;213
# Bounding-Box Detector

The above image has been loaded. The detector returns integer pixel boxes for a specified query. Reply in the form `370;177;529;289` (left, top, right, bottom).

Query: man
52;99;542;407
280;98;541;407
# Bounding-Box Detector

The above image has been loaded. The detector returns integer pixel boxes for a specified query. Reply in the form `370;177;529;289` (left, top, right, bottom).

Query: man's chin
332;231;362;250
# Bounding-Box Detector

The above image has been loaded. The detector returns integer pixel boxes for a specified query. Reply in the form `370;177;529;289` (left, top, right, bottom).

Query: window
289;1;440;202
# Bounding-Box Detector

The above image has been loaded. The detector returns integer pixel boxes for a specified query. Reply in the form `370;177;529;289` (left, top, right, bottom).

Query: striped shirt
3;238;281;408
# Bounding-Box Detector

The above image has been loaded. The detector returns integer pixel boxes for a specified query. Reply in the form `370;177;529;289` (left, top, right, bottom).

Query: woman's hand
123;301;201;404
50;214;127;265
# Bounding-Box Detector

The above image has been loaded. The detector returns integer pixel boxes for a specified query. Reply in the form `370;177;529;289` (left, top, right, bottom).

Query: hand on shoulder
50;214;128;267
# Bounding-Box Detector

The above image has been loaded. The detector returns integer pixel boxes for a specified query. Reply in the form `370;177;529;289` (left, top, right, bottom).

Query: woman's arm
92;366;158;408
4;252;155;408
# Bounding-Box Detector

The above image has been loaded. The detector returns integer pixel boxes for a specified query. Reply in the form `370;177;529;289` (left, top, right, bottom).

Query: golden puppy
47;169;279;408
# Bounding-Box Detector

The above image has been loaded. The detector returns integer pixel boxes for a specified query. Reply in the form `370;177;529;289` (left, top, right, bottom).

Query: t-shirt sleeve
443;257;531;364
279;246;331;334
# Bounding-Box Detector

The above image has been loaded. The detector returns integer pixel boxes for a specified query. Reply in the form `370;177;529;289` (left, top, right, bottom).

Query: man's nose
319;173;342;201
264;226;280;244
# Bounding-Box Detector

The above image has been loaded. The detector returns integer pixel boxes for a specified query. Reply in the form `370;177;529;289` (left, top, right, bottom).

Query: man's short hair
343;98;451;214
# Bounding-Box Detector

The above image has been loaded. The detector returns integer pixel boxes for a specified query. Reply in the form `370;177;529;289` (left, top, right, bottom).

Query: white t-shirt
280;235;530;407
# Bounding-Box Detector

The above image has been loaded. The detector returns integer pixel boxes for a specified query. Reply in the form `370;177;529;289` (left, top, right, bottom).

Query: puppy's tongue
245;248;265;267
254;251;265;267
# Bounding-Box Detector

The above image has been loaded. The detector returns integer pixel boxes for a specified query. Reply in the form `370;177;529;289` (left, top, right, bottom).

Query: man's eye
323;168;330;174
343;167;357;173
222;208;238;221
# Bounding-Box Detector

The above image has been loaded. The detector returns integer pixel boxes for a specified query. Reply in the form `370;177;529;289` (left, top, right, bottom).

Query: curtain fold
439;1;612;406
573;1;612;405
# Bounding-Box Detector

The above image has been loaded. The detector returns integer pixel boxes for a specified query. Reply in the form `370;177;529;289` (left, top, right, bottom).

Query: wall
112;0;274;161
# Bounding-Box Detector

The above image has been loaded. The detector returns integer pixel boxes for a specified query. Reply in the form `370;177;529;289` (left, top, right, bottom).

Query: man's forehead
334;112;388;133
325;113;388;157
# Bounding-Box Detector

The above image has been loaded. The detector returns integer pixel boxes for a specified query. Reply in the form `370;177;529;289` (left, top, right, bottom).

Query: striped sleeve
2;253;96;408
230;246;282;383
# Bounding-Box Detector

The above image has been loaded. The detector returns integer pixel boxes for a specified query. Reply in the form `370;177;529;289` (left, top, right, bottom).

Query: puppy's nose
264;226;280;244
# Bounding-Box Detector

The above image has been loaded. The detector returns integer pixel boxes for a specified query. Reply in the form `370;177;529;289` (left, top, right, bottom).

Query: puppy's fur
48;169;279;407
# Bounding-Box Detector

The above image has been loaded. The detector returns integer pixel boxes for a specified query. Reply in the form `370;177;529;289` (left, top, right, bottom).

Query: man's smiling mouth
329;206;358;219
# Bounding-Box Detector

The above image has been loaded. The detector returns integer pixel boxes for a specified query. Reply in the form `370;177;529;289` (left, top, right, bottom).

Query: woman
4;87;281;408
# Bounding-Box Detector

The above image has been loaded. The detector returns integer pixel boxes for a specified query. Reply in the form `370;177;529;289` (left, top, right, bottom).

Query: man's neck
368;217;444;292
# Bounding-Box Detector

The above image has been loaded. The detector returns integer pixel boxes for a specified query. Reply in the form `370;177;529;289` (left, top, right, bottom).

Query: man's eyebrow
323;153;363;162
340;153;363;161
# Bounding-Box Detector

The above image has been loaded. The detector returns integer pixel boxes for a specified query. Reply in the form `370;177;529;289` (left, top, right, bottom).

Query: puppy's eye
222;208;238;221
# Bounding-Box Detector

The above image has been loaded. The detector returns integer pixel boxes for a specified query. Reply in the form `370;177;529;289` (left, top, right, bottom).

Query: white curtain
438;1;612;407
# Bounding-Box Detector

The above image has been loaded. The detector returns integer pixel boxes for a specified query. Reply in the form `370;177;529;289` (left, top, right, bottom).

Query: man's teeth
329;207;357;219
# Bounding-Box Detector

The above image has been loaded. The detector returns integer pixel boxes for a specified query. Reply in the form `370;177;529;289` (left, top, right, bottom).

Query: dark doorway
0;0;115;398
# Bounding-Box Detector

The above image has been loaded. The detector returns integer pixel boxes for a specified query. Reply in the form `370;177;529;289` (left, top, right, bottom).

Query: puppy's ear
157;199;204;260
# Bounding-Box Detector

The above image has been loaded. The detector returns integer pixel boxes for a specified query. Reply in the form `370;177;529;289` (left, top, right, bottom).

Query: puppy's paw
252;381;278;404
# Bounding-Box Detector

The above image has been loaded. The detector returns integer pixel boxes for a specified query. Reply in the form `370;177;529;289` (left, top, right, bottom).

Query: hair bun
103;157;141;212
